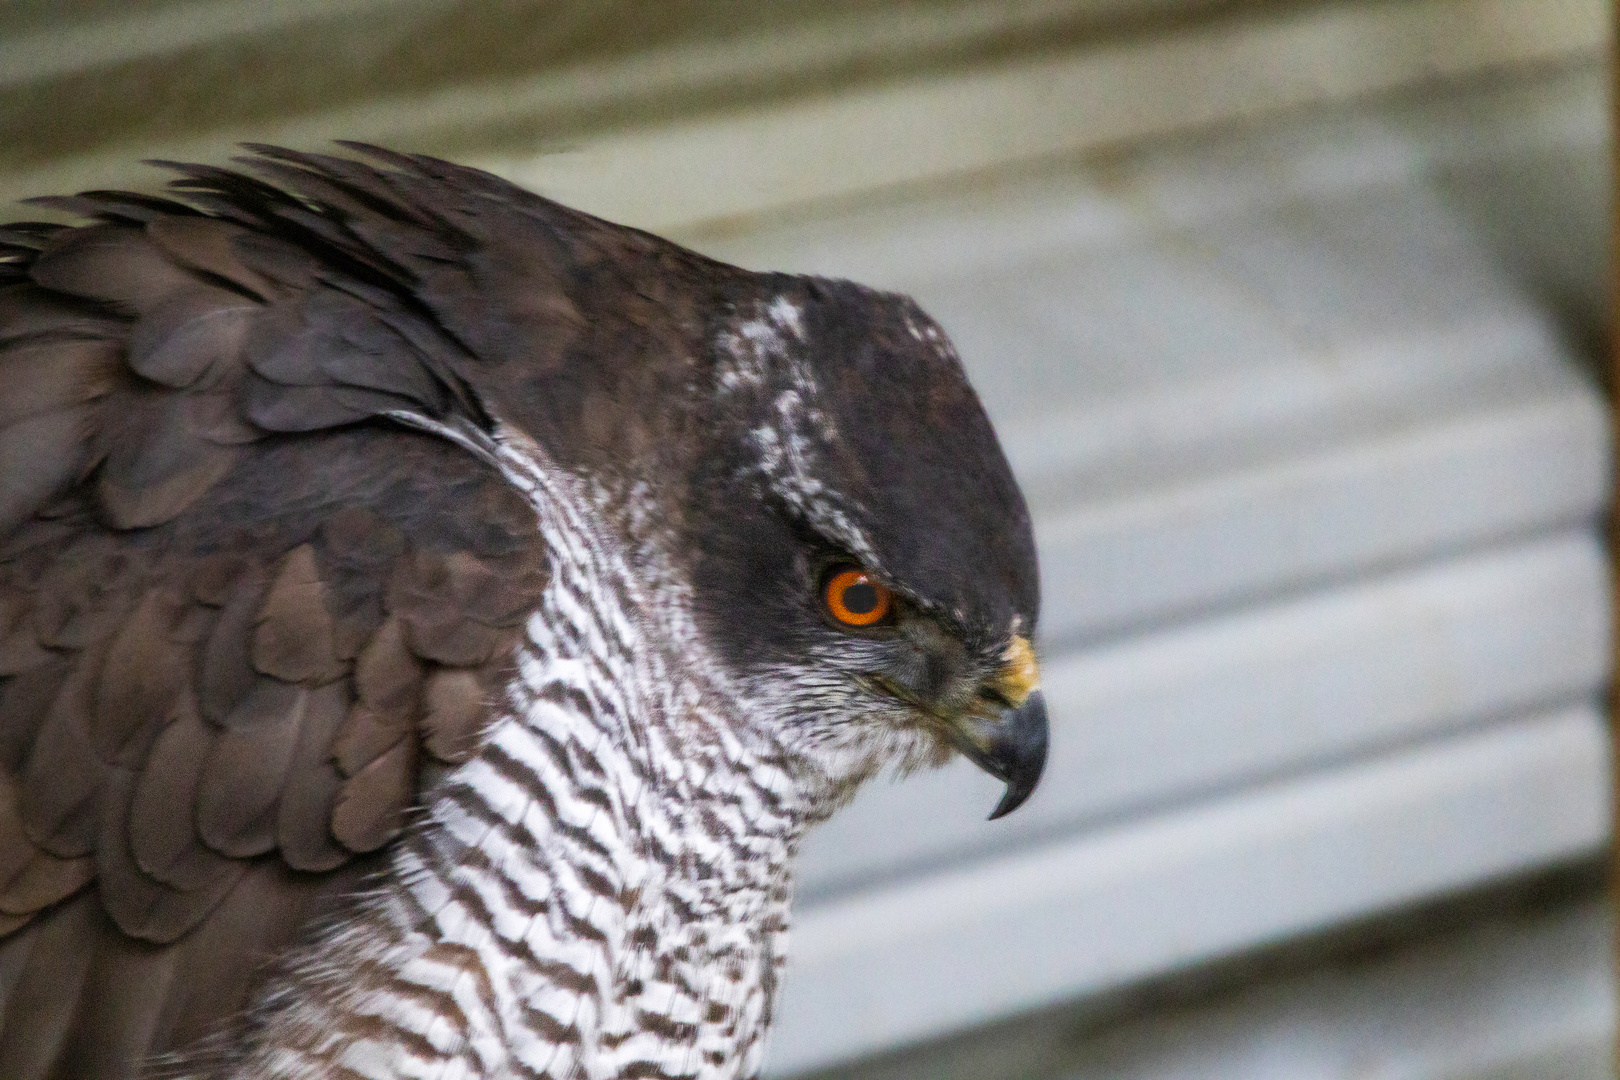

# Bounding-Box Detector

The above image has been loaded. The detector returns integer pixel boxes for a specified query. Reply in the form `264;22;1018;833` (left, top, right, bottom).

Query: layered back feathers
0;147;576;1076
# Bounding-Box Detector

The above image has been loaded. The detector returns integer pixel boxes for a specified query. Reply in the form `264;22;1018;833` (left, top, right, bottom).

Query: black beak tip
985;690;1048;821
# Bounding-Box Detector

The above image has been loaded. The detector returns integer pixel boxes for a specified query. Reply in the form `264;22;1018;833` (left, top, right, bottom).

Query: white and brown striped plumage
0;147;1046;1079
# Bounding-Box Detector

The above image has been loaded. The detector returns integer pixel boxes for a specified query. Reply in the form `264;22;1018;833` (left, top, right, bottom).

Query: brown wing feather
129;697;235;891
275;681;352;873
0;152;554;1077
0;890;101;1080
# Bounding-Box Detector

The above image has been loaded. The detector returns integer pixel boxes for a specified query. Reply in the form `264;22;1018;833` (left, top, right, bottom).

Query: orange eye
823;567;894;628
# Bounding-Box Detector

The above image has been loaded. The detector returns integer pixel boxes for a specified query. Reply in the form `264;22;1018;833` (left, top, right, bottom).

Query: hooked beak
949;636;1049;820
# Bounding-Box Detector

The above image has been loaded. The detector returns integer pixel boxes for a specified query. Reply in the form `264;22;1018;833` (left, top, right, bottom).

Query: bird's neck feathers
241;429;809;1080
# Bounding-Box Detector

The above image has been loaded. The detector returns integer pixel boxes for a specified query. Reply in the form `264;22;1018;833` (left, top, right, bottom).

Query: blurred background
1;2;1611;1078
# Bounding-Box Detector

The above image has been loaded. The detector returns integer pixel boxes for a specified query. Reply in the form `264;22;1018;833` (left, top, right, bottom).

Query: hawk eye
822;566;894;628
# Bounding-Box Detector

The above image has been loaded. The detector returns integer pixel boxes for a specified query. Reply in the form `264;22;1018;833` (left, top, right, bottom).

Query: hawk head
693;279;1045;817
559;267;1047;820
427;164;1048;820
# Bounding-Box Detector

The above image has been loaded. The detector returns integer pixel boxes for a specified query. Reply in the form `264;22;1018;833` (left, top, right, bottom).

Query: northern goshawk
0;146;1045;1080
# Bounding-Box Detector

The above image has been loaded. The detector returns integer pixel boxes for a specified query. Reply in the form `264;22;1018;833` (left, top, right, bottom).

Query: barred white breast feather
224;431;805;1080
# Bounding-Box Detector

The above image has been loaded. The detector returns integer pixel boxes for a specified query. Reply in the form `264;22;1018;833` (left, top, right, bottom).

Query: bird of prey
0;145;1045;1080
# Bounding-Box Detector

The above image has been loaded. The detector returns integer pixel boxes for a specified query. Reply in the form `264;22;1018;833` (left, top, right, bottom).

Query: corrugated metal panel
777;707;1608;1071
0;0;1604;225
824;884;1613;1080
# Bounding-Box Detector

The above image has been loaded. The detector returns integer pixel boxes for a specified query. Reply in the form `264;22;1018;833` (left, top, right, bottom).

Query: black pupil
842;582;879;615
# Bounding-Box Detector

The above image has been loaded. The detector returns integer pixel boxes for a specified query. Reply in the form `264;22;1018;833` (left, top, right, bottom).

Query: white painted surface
1030;374;1606;639
7;0;1602;218
956;894;1613;1080
1053;898;1615;1080
771;707;1612;1074
0;0;424;88
480;0;1606;231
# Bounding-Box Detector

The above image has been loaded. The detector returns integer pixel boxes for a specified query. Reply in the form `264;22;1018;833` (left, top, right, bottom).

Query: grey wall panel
772;707;1611;1074
1028;363;1606;642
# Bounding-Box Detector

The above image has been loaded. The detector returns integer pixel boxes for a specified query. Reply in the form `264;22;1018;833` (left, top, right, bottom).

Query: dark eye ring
822;566;894;628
